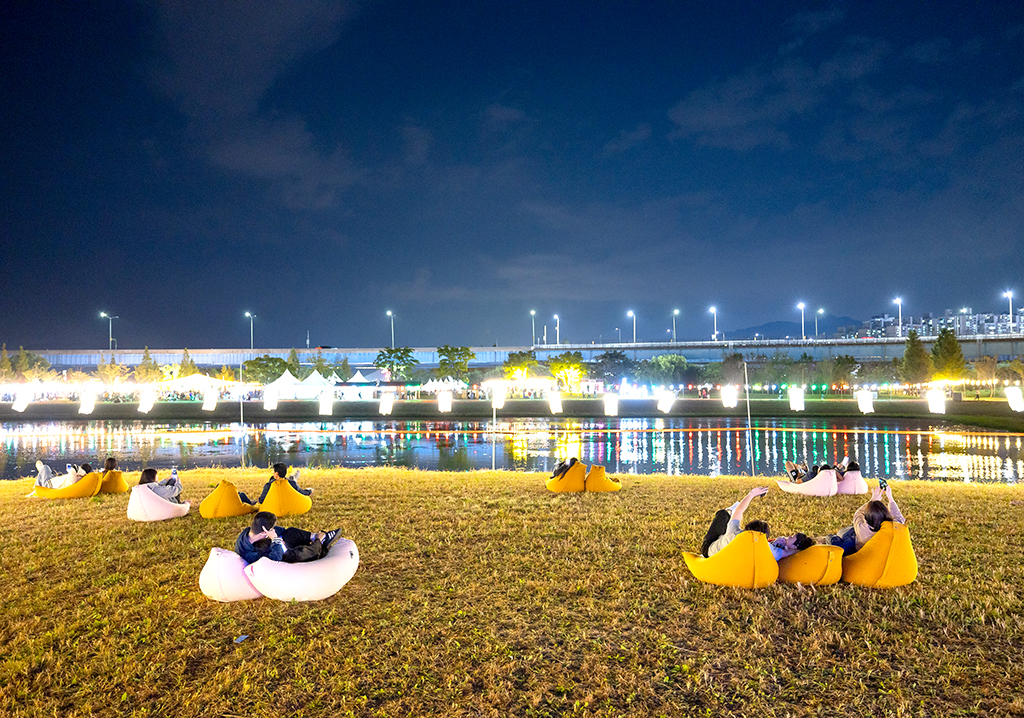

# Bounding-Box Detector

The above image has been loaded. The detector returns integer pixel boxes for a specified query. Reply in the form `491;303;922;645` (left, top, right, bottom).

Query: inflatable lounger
683;531;779;589
584;465;621;492
258;478;312;517
32;472;104;500
842;521;918;588
99;470;129;494
127;485;191;522
777;544;844;585
200;479;259;519
836;470;869;495
776;469;838;497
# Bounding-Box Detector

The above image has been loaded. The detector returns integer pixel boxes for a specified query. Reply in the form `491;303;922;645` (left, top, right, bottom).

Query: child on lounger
138;467;184;503
235;511;340;564
820;481;905;555
700;486;813;560
257;463;314;504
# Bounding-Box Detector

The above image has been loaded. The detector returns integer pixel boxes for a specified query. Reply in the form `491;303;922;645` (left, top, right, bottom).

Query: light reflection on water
1;418;1021;483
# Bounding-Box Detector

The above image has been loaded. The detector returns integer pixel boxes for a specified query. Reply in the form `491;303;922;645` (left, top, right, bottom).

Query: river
2;417;1021;483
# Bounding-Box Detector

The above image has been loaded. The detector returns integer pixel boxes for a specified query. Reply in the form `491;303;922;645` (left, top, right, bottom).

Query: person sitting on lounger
138;467;184;503
820;481;905;555
700;487;813;560
257;463;314;504
235;511;340;564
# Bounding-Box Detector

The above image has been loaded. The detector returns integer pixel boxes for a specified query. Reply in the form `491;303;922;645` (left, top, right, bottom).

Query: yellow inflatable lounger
778;544;844;585
683;530;779;588
32;471;104;500
200;479;259;519
546;461;586;493
584;465;620;492
99;470;129;494
842;521;918;588
258;478;312;517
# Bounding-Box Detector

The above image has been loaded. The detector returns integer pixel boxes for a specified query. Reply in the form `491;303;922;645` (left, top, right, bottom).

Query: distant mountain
722;315;863;340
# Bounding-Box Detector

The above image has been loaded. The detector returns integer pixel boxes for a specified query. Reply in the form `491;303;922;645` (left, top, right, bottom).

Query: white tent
296;369;332;399
264;369;303;400
347;370;369;384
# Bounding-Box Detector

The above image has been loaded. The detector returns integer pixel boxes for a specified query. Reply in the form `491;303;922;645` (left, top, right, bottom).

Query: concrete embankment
2;397;1022;431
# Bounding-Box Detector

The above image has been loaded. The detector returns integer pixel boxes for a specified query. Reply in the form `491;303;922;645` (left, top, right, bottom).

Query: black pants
280;527;323;563
700;509;731;558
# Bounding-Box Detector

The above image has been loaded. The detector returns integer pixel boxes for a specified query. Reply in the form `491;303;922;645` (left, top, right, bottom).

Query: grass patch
2;468;1023;717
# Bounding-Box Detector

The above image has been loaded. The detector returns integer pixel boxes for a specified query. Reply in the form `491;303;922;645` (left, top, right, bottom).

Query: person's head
848;461;860;471
104;457;117;472
745;520;769;535
272;463;288;479
139;468;157;484
250;511;278;550
793;533;815;551
80;463;93;474
864;501;892;532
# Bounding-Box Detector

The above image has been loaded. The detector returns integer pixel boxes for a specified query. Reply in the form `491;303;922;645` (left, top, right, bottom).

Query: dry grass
1;467;1022;717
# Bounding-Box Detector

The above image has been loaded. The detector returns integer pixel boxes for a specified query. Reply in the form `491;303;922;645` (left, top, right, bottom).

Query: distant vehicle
315;346;334;349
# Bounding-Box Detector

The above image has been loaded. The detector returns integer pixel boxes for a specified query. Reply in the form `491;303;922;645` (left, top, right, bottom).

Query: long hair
864;501;892;532
103;457;117;473
139;468;157;484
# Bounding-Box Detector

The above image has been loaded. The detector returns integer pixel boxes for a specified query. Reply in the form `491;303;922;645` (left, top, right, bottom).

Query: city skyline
3;2;1022;350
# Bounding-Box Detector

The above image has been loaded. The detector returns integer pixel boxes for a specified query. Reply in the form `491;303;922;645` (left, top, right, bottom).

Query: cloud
602;123;652;155
784;8;846;37
484;103;528;129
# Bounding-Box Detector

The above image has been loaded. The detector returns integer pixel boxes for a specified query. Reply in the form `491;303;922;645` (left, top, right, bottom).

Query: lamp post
99;312;118;351
709;306;717;341
530;310;536;346
553;314;560;344
1006;291;1014;334
672;309;679;342
386;311;395;348
816;308;823;338
616;327;621;343
244;312;255;350
894;298;902;338
797;302;806;340
627;311;636;343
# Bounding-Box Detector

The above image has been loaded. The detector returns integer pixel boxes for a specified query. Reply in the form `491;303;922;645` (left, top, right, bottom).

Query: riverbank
2;467;1022;716
4;396;1023;432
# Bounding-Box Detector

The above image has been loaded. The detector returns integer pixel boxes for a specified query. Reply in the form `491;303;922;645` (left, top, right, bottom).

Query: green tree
178;349;199;377
589;351;638;385
0;344;13;383
13;346;52;381
374;347;419;381
638;354;689;385
546;351;586;390
753;351;794;387
931;328;967;380
134;347;163;384
311;349;329;377
503;350;538;380
329;357;352;382
66;369;94;384
971;356;997;397
1002;358;1024;387
721;352;746;384
242;355;290;384
899;330;932;384
96;354;131;384
215;365;237;381
287;349;301;377
436;345;476;380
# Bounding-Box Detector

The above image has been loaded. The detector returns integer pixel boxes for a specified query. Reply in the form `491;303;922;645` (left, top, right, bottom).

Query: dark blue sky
3;1;1022;351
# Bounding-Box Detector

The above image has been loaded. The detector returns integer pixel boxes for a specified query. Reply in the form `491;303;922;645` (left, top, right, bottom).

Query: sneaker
307;486;315;496
785;461;799;481
321;529;341;551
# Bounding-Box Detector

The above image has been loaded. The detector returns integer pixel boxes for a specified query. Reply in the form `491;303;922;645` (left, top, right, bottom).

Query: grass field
2;467;1023;717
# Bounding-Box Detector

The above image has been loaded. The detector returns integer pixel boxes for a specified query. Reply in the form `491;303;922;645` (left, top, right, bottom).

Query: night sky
3;1;1022;351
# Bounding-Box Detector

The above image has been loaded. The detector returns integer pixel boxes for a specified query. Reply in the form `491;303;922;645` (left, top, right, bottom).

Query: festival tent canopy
301;370;331;386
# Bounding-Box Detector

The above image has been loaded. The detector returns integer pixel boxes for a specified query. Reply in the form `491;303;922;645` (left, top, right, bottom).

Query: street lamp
797;302;806;340
244;312;255;350
99;312;118;351
709;306;717;341
816;308;824;338
530;310;536;346
893;298;902;337
553;314;560;344
672;309;679;342
616;327;621;343
1006;291;1015;334
627;311;636;343
386;310;395;348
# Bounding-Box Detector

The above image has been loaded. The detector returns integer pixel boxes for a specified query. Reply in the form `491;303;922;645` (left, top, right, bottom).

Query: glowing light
789;386;805;411
437;391;453;413
138;389;156;414
927;388;946;414
319;390;333;416
12;387;32;412
603;393;618;416
202;388;217;411
1007;386;1024;412
264;388;279;411
548;391;563;414
491;384;506;410
856;389;875;414
379;392;394;415
721;385;739;408
79;391;97;415
657;391;675;414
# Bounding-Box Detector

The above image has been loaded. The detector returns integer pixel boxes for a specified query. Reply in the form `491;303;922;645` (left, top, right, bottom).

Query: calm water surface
1;417;1021;483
